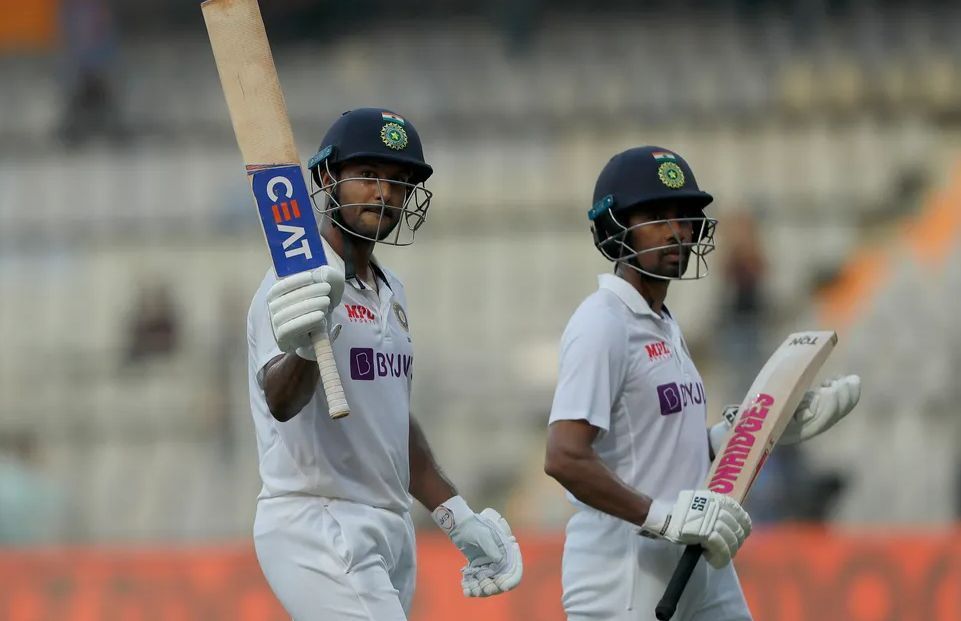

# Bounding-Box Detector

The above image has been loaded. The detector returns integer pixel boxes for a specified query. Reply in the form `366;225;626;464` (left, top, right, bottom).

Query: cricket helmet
588;146;717;280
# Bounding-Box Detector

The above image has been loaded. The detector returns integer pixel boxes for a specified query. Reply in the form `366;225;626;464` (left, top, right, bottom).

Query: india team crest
657;162;685;189
381;122;408;150
392;301;409;331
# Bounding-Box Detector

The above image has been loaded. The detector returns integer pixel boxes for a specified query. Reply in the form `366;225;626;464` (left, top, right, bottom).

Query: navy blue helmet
589;146;712;220
307;108;433;184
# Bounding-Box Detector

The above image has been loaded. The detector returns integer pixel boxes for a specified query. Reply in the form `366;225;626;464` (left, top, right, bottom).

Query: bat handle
655;545;702;620
311;329;349;419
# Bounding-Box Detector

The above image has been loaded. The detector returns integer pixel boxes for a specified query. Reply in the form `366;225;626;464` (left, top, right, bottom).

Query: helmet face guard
309;158;432;246
592;208;718;280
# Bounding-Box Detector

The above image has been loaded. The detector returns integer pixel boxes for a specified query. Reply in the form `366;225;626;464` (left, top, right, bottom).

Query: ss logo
691;496;708;512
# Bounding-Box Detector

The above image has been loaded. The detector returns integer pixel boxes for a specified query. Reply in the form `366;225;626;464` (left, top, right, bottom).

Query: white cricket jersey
549;273;711;511
247;239;414;513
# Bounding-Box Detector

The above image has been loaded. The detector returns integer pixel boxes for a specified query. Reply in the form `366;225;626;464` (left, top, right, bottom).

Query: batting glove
432;496;523;597
640;490;752;569
780;375;861;444
266;266;345;360
709;374;860;452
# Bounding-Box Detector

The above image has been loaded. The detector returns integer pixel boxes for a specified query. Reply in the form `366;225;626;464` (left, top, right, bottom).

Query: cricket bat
654;330;838;620
202;0;349;419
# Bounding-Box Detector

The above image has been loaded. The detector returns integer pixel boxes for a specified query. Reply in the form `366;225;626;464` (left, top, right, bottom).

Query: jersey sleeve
248;270;283;382
548;305;628;431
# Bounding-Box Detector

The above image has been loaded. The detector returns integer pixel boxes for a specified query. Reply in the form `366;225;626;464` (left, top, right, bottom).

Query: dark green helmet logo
658;162;685;189
381;122;408;150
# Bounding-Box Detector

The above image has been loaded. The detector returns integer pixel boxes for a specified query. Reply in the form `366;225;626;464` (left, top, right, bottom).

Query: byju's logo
657;383;683;415
350;348;376;380
349;347;413;381
656;381;705;416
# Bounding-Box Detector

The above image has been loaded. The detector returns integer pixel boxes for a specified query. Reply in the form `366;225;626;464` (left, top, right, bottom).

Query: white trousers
562;510;752;621
254;496;416;621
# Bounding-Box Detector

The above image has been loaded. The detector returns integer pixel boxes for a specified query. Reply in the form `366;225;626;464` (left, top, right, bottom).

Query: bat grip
655;545;702;620
311;329;349;419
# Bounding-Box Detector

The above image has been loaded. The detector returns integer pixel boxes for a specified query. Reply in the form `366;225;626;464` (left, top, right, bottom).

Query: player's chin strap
329;202;393;292
326;186;370;284
333;209;358;282
318;170;393;289
315;164;359;282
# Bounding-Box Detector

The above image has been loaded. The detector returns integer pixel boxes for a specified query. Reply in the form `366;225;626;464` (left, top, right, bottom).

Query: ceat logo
645;340;672;361
345;304;376;322
251;165;326;278
266;175;313;261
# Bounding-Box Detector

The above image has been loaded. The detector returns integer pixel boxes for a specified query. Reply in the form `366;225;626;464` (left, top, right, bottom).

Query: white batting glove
710;374;860;450
780;375;861;445
432;496;523;597
266;266;345;361
640;490;752;569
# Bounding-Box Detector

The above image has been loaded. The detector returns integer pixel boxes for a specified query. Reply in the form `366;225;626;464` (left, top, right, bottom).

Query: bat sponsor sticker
249;164;327;277
708;393;775;494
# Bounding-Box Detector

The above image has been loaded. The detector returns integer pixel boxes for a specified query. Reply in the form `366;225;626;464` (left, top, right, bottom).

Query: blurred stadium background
1;0;960;618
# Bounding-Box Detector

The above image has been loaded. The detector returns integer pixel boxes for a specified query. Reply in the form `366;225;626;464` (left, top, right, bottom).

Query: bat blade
655;330;838;620
202;0;349;419
201;0;298;165
708;330;837;501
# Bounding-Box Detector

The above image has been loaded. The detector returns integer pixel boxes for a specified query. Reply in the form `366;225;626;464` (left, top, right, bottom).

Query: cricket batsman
247;108;522;620
544;146;861;620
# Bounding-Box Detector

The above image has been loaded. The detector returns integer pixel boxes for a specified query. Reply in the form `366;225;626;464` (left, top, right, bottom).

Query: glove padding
640;490;752;569
779;375;861;445
266;266;345;360
709;375;861;451
433;497;523;597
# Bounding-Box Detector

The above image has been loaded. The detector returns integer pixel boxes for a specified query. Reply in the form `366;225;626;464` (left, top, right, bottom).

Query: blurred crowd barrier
0;527;959;621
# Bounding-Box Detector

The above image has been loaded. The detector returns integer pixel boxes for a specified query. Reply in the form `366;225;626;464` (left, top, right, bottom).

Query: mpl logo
645;340;672;361
349;347;413;381
250;165;327;277
345;304;376;323
656;381;705;416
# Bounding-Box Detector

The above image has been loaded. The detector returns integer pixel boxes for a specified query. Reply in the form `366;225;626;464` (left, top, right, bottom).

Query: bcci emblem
392;302;409;331
657;162;685;189
381;123;408;150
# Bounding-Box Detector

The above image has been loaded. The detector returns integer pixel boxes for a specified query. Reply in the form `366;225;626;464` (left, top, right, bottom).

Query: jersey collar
597;273;664;319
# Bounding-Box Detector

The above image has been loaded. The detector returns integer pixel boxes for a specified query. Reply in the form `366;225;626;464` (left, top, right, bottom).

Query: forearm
409;416;457;510
545;454;653;527
263;353;319;422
